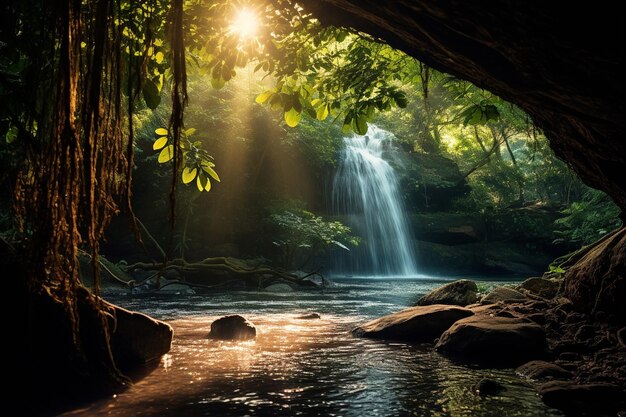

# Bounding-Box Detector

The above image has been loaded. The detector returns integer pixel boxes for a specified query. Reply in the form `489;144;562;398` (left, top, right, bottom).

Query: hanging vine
5;0;184;387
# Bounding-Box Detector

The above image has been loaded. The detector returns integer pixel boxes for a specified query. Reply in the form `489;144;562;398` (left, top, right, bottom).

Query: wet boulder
518;277;560;299
107;302;174;368
516;360;574;381
435;315;546;367
208;315;256;341
416;279;478;307
352;305;473;342
263;281;294;292
481;286;527;304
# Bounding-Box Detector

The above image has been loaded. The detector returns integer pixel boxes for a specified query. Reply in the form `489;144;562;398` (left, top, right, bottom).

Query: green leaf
549;264;565;274
355;114;368;135
5;126;18;144
182;167;197;184
484;104;500;121
316;104;329;121
285;108;301;127
211;77;225;89
269;94;283;110
202;165;221;182
158;145;174;163
155;128;168;136
153;136;168;150
293;95;303;112
142;79;161;110
335;31;347;43
255;91;273;104
394;92;408;108
184;128;196;136
197;173;210;192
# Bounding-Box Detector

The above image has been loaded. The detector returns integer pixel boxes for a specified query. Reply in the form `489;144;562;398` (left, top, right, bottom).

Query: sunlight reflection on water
62;279;563;417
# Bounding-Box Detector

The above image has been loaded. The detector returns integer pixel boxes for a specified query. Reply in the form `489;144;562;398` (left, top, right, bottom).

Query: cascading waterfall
332;125;418;277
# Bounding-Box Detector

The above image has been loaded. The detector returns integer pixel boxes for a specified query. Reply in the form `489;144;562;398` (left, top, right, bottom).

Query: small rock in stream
208;315;256;340
297;313;321;320
474;378;506;396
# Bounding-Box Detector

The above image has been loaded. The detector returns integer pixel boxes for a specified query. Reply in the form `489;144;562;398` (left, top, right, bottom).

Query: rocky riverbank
353;277;626;415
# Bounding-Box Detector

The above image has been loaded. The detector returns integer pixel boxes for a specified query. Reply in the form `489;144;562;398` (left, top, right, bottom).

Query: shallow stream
63;278;563;417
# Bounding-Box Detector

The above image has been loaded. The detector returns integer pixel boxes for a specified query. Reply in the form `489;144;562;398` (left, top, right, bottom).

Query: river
62;278;563;417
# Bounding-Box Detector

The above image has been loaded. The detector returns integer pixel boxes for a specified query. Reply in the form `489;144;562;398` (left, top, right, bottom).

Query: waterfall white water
332;125;418;277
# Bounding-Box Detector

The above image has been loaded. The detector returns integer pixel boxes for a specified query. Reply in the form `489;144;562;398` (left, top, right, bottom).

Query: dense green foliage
268;201;358;269
554;189;622;245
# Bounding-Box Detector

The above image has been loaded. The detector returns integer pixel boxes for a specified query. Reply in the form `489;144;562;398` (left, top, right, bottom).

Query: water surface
63;278;562;417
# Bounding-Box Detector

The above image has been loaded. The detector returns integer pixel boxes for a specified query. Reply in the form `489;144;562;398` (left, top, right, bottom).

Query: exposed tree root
545;227;623;279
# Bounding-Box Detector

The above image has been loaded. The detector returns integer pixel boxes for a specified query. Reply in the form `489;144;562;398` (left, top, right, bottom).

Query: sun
229;8;260;39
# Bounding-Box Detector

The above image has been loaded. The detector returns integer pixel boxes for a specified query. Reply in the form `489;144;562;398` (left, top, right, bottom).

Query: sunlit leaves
152;127;219;192
182;167;197;184
153;136;168;150
315;105;329;121
284;108;301;127
158;145;174;163
202;164;221;182
196;174;211;192
313;100;329;121
255;91;273;104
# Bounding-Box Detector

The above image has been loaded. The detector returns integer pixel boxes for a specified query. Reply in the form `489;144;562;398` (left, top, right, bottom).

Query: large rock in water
107;302;173;368
435;315;546;367
416;279;478;307
352;305;473;342
208;315;256;340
